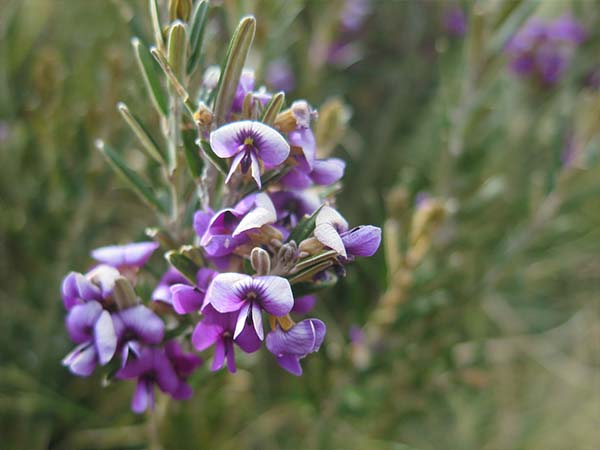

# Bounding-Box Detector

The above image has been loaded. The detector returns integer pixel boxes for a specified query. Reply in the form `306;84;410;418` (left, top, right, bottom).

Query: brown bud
250;247;271;275
113;276;139;310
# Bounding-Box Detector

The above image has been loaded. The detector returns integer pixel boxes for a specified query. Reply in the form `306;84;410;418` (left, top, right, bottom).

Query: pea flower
210;121;290;187
61;264;120;310
204;273;294;341
113;304;165;363
266;319;326;376
151;268;189;305
116;341;202;413
314;206;382;258
62;301;117;376
191;305;261;372
169;268;216;314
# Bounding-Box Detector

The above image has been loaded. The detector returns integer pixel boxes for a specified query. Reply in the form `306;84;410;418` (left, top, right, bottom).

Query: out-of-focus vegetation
1;0;599;449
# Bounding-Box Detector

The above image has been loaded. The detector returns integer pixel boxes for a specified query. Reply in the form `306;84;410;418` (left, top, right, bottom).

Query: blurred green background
1;0;599;449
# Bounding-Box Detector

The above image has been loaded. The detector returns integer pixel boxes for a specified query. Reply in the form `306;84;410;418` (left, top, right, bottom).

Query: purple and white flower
204;273;294;341
91;241;159;270
210;121;290;187
266;318;326;376
170;268;216;314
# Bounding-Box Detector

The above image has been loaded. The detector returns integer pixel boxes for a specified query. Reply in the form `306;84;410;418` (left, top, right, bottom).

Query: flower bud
274;100;317;132
169;0;192;22
315;97;350;157
251;247;271;275
298;237;324;255
113;276;140;310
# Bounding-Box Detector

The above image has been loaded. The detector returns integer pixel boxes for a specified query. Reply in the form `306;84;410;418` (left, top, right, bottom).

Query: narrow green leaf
187;0;209;76
117;102;166;164
261;91;285;125
213;16;256;125
182;126;204;179
289;260;334;284
167;21;187;80
148;0;164;51
165;250;199;284
132;37;168;116
150;47;196;114
199;139;228;175
287;204;324;243
293;250;338;273
96;140;166;213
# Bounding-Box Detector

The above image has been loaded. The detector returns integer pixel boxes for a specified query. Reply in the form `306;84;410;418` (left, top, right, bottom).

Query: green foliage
1;0;599;449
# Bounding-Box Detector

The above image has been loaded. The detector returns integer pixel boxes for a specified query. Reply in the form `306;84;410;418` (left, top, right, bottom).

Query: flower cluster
505;15;586;85
61;63;381;412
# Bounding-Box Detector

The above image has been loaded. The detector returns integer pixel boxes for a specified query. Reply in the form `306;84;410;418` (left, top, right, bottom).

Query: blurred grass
1;0;599;449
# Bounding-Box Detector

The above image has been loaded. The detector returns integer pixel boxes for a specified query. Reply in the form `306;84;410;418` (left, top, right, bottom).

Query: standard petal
91;242;159;268
171;285;204;314
66;301;103;343
117;305;164;344
206;273;249;313
341;225;382;257
251;122;290;167
210;121;248;158
310;158;345;185
254;276;294;316
191;321;223;351
314;223;347;257
94;310;117;365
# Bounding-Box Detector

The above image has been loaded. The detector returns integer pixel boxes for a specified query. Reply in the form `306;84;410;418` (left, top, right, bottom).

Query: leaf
287;204;324;243
117;102;166;164
165;250;199;284
96;140;166;213
213;16;256;125
261;91;285;125
199;139;228;175
148;0;164;51
132;37;168;116
182;126;204;180
187;0;209;76
167;21;187;80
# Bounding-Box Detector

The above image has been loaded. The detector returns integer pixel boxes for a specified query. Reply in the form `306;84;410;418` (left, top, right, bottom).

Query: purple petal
288;128;316;169
91;242;159;268
279;166;313;189
292;295;317;314
152;268;189;304
171;381;194;400
234;324;262;353
94;310;117;365
276;354;303;376
171;285;205;314
62;343;97;377
193;209;214;238
165;340;202;377
254;276;294;316
192;321;223;351
211;339;226;371
310;158;345;185
196;268;216;290
132;378;152;413
206;273;250;313
225;339;237;373
66;301;103;343
341;225;382;257
116;349;154;379
116;305;164;344
266;318;326;356
153;350;179;395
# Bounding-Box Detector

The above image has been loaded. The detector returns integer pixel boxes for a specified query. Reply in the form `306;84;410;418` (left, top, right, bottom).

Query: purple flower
291;295;317;314
280;157;346;189
266;319;326;375
266;58;295;92
204;273;294;341
191;305;261;372
61;264;120;310
116;341;202;413
270;190;320;229
339;0;371;33
443;8;467;37
91;242;159;269
62;301;117;376
232;69;255;112
151;268;189;305
170;268;216;314
506;15;585;85
210;121;290;187
197;193;277;257
314;206;381;258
